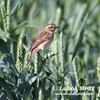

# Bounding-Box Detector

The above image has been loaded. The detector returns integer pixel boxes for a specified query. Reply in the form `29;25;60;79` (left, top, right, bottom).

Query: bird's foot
49;51;53;53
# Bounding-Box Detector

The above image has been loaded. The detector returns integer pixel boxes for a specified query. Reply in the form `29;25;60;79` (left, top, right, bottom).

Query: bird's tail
28;48;39;63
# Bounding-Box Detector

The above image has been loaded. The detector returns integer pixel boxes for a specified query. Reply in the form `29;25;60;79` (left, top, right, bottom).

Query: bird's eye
51;26;53;28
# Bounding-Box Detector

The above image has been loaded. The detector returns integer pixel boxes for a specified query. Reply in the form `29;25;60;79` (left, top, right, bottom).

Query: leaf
87;83;100;87
43;85;52;100
11;20;28;33
0;93;7;100
71;5;86;36
68;72;76;87
0;71;4;78
0;60;11;73
26;74;40;85
43;66;52;75
64;41;70;61
4;54;19;76
71;14;88;61
10;0;24;15
88;69;95;78
46;77;55;85
49;67;63;80
0;39;9;53
13;40;18;63
5;80;15;89
5;54;15;65
24;33;33;43
0;14;8;23
29;76;39;85
35;78;39;100
0;29;7;42
18;81;31;97
0;77;14;100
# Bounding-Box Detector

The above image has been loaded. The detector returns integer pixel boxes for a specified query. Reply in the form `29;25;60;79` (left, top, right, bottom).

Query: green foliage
0;0;100;100
60;31;64;73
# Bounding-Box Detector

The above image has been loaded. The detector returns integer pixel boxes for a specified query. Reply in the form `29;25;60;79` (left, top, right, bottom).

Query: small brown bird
28;24;59;63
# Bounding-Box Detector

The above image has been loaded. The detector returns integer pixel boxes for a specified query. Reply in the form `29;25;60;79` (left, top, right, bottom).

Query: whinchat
28;24;59;63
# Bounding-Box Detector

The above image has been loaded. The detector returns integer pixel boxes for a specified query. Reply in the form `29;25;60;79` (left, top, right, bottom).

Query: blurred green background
0;0;100;100
8;0;99;68
0;0;99;63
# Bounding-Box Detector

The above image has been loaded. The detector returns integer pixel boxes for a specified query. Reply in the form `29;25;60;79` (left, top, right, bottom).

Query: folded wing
29;31;50;51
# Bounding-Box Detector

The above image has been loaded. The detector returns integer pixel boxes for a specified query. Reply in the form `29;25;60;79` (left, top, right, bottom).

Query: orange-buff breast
38;33;54;50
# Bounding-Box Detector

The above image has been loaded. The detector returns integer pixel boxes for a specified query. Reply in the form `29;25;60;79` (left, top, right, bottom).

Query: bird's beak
55;26;59;28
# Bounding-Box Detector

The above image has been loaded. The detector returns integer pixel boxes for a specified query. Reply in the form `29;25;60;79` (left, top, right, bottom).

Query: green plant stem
97;57;100;99
60;31;64;73
55;39;59;69
7;0;10;32
55;7;61;25
1;1;7;33
39;52;58;73
39;88;42;100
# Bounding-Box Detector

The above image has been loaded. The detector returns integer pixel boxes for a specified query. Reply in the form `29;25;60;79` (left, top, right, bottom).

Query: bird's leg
42;48;52;53
37;52;43;60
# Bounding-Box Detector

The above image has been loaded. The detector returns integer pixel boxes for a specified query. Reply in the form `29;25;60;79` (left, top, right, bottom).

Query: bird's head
45;24;59;32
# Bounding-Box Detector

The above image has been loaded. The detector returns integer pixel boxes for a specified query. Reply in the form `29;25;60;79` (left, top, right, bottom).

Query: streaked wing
29;31;50;51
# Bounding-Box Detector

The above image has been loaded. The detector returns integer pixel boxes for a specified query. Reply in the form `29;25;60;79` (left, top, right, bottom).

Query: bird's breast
38;33;54;50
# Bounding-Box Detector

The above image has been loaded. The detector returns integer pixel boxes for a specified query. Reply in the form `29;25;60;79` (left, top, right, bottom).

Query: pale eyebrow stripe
46;25;51;29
